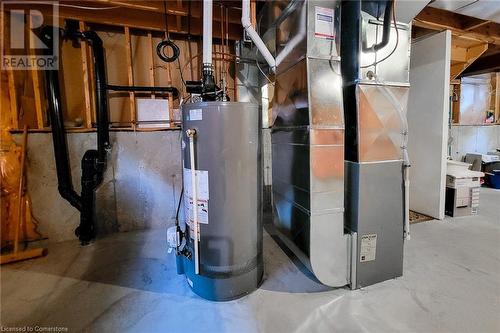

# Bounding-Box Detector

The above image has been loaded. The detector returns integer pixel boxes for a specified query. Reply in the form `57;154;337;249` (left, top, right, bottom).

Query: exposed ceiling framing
413;6;500;77
413;6;500;43
10;0;244;41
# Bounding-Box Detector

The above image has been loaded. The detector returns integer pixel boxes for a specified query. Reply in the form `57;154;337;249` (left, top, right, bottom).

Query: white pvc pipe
203;0;213;65
187;130;200;274
242;0;276;72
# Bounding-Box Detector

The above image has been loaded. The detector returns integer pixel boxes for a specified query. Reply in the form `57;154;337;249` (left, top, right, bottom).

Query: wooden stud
30;69;44;129
13;126;28;254
493;73;500;124
124;26;136;127
88;37;97;125
7;69;18;129
147;32;156;99
164;32;174;127
28;14;45;129
451;83;461;124
250;0;257;28
176;0;183;31
79;21;93;128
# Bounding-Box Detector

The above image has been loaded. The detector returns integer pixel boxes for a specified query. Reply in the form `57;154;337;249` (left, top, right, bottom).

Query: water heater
174;102;263;301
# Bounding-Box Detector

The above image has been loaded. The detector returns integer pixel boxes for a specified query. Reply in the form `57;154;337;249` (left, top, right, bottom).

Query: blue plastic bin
486;170;500;189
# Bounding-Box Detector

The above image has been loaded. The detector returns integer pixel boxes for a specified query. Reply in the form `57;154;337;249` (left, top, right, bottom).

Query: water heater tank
177;102;263;301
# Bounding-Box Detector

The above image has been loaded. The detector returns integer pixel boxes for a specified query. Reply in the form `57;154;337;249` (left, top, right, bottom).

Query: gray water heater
176;102;263;301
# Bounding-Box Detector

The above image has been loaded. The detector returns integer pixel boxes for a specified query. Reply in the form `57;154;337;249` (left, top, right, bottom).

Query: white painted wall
407;30;451;220
18;131;183;242
449;125;500;161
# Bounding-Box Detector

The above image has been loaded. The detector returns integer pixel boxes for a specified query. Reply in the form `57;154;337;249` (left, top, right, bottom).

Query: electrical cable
157;40;180;63
255;47;274;85
175;187;184;226
177;58;187;88
361;0;399;69
34;2;120;10
156;1;180;63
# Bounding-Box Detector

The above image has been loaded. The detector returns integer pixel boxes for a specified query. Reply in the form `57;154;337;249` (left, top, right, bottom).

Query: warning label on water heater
315;6;335;40
183;168;209;238
189;108;203;121
360;234;377;262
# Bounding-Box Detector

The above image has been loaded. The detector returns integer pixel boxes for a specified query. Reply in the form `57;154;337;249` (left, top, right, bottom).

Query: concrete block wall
449;124;500;161
20;131;183;242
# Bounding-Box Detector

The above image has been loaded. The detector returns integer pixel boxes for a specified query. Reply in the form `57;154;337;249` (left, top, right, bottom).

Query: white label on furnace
360;234;377;262
189;108;203;121
315;7;335;40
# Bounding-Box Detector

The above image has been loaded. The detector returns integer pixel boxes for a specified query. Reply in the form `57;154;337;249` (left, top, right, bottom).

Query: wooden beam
450;43;488;79
0;248;47;265
27;4;243;41
124;26;135;127
81;1;243;24
79;21;93;128
413;7;500;44
462;44;500;76
464;20;492;32
451;45;467;63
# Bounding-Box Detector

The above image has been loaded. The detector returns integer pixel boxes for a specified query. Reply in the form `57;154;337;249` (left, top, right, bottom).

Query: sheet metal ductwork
269;0;351;287
341;0;412;287
265;0;415;288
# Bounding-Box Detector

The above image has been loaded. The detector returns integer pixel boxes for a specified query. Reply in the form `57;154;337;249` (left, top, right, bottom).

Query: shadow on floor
3;220;334;297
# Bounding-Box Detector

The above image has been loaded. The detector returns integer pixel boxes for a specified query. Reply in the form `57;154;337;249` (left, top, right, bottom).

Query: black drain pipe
41;25;179;244
41;26;110;244
44;53;82;212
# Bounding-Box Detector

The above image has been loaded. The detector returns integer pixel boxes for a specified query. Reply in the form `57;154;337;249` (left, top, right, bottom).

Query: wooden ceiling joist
450;42;488;79
8;1;244;40
462;48;500;76
414;7;500;44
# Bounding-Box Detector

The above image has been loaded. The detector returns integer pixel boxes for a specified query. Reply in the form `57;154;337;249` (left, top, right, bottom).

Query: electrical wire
255;48;274;85
156;1;180;63
177;58;187;88
34;2;120;10
361;0;399;69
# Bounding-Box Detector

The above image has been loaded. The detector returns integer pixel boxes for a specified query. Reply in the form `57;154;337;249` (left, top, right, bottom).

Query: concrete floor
1;188;499;332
